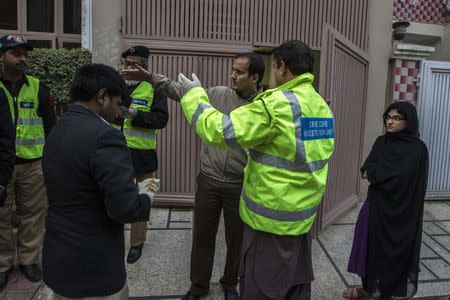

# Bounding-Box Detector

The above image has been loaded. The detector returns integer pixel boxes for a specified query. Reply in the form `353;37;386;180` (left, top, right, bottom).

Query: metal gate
145;52;235;206
315;25;369;232
417;60;450;200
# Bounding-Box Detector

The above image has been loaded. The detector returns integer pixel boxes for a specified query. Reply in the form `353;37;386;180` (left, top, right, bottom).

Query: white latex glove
138;178;160;204
117;106;136;119
177;73;202;96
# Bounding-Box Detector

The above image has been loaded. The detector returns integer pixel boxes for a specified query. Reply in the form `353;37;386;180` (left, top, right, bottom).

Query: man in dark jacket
0;89;14;209
42;64;158;299
120;53;265;300
116;45;168;263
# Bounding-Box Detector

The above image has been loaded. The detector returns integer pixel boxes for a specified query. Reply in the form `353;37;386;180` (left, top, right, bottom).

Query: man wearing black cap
116;45;168;264
121;52;265;300
0;35;56;289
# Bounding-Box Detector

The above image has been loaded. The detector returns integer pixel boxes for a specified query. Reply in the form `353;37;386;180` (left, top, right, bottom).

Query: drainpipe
81;0;93;51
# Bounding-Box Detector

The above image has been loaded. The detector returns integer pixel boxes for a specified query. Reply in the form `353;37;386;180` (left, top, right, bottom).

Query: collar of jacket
0;70;29;88
253;73;314;102
276;72;314;91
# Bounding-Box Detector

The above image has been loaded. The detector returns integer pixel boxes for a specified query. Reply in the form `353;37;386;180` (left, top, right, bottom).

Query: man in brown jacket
121;53;265;300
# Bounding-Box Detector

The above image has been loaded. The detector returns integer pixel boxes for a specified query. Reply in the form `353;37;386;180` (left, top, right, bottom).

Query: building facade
81;0;394;233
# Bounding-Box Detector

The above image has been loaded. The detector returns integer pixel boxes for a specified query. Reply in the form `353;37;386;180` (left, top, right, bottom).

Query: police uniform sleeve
180;86;272;149
132;91;169;129
0;90;15;205
37;83;57;137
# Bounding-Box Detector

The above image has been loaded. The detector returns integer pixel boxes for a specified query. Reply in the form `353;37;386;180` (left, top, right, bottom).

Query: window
63;0;81;34
0;0;81;49
28;40;53;48
27;0;54;33
0;0;18;30
62;42;81;49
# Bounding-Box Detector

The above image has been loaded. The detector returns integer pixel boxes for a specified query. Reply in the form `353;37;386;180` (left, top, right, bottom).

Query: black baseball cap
121;45;149;59
0;35;33;52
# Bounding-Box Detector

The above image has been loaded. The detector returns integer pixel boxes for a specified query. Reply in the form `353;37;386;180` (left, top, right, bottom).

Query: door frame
314;24;369;234
417;60;450;200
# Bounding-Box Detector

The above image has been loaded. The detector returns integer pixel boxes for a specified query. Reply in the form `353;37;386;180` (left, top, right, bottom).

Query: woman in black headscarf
343;101;429;299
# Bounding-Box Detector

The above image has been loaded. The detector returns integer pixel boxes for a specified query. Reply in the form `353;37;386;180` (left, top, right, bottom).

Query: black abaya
361;102;429;299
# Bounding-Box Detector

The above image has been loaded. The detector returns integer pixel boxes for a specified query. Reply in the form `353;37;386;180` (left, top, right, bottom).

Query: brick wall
393;59;420;105
393;0;450;24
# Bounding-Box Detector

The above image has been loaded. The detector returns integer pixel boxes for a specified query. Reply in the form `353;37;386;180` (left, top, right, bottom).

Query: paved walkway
1;201;449;300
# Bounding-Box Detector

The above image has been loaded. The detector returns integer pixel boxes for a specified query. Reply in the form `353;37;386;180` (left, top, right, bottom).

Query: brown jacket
150;73;260;183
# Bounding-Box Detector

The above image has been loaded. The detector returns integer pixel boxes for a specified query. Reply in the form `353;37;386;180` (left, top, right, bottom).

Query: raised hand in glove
117;106;137;119
120;64;152;82
138;178;160;204
177;73;202;96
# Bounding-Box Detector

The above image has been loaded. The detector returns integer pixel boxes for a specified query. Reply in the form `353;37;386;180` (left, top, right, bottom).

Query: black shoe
19;264;42;282
0;268;13;291
224;289;240;300
181;291;203;300
127;244;143;264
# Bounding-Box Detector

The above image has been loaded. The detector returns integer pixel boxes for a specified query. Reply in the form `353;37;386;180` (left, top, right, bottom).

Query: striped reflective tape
222;115;239;147
249;90;330;173
191;102;212;129
17;118;43;125
123;129;156;139
242;189;319;222
16;137;45;146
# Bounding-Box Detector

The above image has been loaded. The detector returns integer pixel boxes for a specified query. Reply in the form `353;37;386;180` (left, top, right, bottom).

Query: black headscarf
362;102;429;298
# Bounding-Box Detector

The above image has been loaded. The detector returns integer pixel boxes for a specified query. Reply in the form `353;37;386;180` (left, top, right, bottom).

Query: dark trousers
189;172;244;296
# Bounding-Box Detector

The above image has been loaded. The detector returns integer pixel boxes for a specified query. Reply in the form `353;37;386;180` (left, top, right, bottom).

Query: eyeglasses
118;59;146;69
384;115;406;122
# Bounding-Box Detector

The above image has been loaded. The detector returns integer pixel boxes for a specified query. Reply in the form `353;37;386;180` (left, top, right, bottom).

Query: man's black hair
234;52;265;86
273;40;314;75
70;63;129;103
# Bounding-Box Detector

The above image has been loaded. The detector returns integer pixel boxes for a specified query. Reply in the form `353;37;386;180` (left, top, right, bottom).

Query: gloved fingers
178;73;189;85
191;73;201;85
138;178;160;193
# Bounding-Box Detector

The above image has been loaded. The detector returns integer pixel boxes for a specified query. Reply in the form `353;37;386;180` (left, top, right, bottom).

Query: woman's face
385;108;407;133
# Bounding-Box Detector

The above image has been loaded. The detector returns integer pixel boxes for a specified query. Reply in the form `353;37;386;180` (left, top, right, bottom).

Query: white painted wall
90;0;122;67
359;0;393;199
429;24;450;62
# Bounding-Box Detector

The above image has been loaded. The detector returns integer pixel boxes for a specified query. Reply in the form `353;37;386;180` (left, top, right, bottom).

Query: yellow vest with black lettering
0;75;44;159
180;73;335;236
122;81;156;150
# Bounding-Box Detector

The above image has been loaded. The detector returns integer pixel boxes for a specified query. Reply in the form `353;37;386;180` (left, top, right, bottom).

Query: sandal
342;287;369;299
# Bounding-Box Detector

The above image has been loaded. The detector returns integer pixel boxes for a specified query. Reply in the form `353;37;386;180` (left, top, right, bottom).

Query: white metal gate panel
417;60;450;200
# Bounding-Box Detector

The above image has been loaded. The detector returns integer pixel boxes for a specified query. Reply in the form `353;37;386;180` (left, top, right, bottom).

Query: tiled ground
2;202;449;300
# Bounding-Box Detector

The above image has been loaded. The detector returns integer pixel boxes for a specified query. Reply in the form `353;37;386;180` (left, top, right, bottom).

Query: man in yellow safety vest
0;35;56;290
116;45;168;264
177;40;335;300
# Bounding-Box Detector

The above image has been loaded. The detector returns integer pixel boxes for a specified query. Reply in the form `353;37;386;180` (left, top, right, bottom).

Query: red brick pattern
393;0;450;24
393;59;420;104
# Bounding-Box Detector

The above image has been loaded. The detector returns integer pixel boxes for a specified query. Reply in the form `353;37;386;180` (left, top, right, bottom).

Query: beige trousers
53;283;129;300
129;172;153;247
0;160;46;271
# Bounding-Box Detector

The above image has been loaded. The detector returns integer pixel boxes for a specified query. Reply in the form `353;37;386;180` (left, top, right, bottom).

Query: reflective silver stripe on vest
123;129;156;139
191;103;212;129
249;90;328;173
222;115;238;147
249;150;328;173
17;118;43;125
242;189;319;222
16;137;45;146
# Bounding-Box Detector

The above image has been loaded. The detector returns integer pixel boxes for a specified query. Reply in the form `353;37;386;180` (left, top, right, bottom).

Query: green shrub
27;48;91;114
